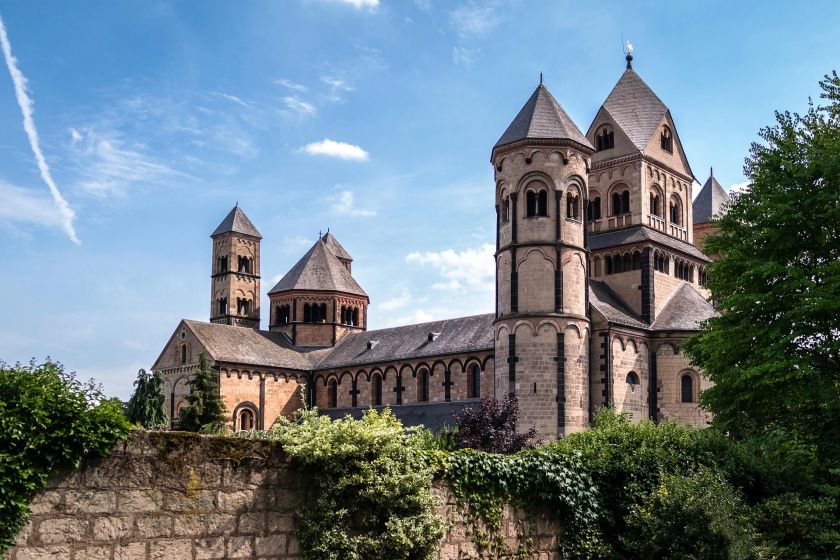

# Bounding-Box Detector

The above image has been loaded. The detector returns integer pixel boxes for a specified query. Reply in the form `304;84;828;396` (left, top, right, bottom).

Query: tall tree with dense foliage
177;353;227;432
0;360;130;553
125;368;168;428
684;72;840;465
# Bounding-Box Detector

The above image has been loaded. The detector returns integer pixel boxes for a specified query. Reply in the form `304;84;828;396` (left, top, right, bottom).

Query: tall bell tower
210;205;262;329
493;83;594;438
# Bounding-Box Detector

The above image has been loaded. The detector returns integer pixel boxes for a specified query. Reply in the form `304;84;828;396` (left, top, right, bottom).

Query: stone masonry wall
8;431;563;560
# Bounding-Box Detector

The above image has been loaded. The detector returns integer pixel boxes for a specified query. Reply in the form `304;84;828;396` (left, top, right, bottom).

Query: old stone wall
8;431;563;560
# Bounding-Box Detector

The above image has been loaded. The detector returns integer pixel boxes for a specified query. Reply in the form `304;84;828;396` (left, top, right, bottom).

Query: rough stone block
134;514;173;539
15;546;73;560
226;536;253;558
237;512;264;535
92;516;133;541
119;489;163;513
114;542;146;560
194;537;225;560
72;545;111;560
28;491;63;515
65;490;116;514
37;518;86;544
254;534;285;556
217;490;253;512
149;538;192;560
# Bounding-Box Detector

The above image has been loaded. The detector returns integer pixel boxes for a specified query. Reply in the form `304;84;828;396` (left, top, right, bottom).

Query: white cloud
386;309;434;328
209;91;252;108
405;243;495;293
450;1;504;40
728;181;750;195
325;0;379;9
452;46;478;67
378;288;413;312
329;189;376;217
281;95;317;117
70;128;189;197
69;127;82;143
0;179;66;230
321;75;354;103
301;139;369;161
0;15;79;244
276;78;308;92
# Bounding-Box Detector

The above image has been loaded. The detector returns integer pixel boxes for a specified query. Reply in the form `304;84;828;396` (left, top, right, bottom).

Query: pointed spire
494;83;593;151
693;169;732;224
211;205;262;239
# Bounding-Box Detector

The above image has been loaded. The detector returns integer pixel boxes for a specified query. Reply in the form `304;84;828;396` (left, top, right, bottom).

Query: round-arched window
626;371;640;391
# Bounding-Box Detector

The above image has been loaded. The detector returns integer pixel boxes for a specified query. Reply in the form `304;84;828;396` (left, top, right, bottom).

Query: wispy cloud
449;1;506;67
329;189;376;217
321;75;354;103
0;14;79;244
70;128;189;197
324;0;379;9
276;78;308;93
452;46;478;67
208;91;253;109
301;139;369;161
0;179;66;230
377;287;414;311
281;95;317;117
405;243;495;293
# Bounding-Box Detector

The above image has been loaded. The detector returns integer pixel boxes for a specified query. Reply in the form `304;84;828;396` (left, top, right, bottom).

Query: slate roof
268;238;367;297
321;232;352;261
693;171;731;224
651;283;717;331
313;314;495;370
600;68;668;151
588;281;649;329
211;205;262;239
182;320;320;370
589;226;711;262
495;84;593;151
321;402;480;432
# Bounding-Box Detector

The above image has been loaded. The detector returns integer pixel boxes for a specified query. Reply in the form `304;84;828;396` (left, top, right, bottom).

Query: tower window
587;197;602;221
180;344;187;364
501;196;510;223
237;298;251;315
611;188;630;216
681;374;694;403
669;195;682;225
218;256;229;273
237;256;252;274
525;184;548;217
595;125;614;151
650;191;662;217
661;126;673;153
275;304;290;325
417;369;430;402
217;297;227;316
566;189;580;220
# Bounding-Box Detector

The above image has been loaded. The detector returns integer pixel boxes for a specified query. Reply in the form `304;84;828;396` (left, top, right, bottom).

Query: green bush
753;493;840;559
268;407;444;560
0;360;130;553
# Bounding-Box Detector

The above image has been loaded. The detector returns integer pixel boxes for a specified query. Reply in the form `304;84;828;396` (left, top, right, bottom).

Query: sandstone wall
8;432;562;560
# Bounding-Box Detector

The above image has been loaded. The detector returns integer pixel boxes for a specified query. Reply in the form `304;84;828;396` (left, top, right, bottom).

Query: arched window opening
699;268;707;287
587;197;602;221
681;374;694;403
180;344;187;364
621;253;631;272
670;196;682;225
417;369;430;402
327;379;337;408
605;256;613;275
217;298;227;316
595;125;615;151
237;298;251;316
661;126;673;153
526;190;537;217
594;257;602;277
319;303;327;323
303;303;311;323
352;308;360;327
650;192;661;216
566;190;580;220
501;196;510;223
468;365;481;399
621;190;630;214
538;190;548;216
612;254;623;274
626;371;640;391
612;188;630;216
632;251;641;270
611;192;621;216
276;305;290;325
237;256;252;274
218;256;229;273
526;184;548;217
372;373;383;406
238;408;255;431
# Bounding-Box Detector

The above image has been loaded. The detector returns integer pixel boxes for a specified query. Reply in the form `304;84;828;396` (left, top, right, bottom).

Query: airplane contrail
0;13;80;244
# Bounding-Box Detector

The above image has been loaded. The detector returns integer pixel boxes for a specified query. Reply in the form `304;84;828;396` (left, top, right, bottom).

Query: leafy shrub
752;493;840;559
125;368;168;428
269;407;444;560
622;470;760;560
0;360;130;553
177;353;227;432
453;395;538;453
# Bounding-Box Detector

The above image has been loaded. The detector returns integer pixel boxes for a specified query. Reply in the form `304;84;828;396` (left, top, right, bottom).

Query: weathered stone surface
114;542;146;560
36;518;86;544
194;537;225;560
149;538;192;560
92;516;133;540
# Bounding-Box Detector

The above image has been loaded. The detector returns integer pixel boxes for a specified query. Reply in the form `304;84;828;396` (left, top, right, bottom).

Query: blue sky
1;0;838;399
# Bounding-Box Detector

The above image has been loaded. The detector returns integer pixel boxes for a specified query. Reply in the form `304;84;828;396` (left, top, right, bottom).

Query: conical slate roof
321;232;352;261
693;170;731;224
495;84;593;150
211;205;262;239
601;68;668;151
268;237;367;297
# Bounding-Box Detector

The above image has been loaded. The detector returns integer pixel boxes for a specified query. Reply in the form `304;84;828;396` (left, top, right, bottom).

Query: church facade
152;55;729;438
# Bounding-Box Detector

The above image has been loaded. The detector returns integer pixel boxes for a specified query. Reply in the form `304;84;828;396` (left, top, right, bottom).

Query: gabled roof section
313;314;494;370
321;232;352;261
589;225;711;262
211;205;262;239
693;170;732;224
269;238;367;297
651;284;717;331
588;281;649;329
599;68;668;151
495;84;593;151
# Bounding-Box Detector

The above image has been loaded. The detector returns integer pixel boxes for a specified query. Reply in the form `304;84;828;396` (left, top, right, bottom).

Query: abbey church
152;54;731;439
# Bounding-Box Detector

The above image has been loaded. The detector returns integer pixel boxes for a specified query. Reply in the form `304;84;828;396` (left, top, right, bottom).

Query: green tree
684;72;840;466
125;368;168;428
177;353;227;432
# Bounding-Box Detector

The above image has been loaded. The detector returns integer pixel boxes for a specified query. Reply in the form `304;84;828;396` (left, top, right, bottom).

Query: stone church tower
492;83;594;438
209;205;262;328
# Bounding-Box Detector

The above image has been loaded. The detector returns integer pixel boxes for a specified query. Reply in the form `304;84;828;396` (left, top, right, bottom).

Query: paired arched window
275;304;291;325
501;196;510;223
649;190;662;217
587;197;602;221
303;303;328;323
237;256;252;274
327;379;338;408
525;183;548;217
699;267;707;287
681;374;694;403
595;125;615;151
468;365;481;399
180;344;187;364
372;373;383;406
654;252;670;273
611;188;630;216
238;408;255;431
217;297;228;316
626;371;640;390
661;125;673;153
417;369;430;402
566;188;581;220
604;251;642;275
669;195;682;225
673;259;695;282
340;306;360;326
217;255;229;273
236;298;252;315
